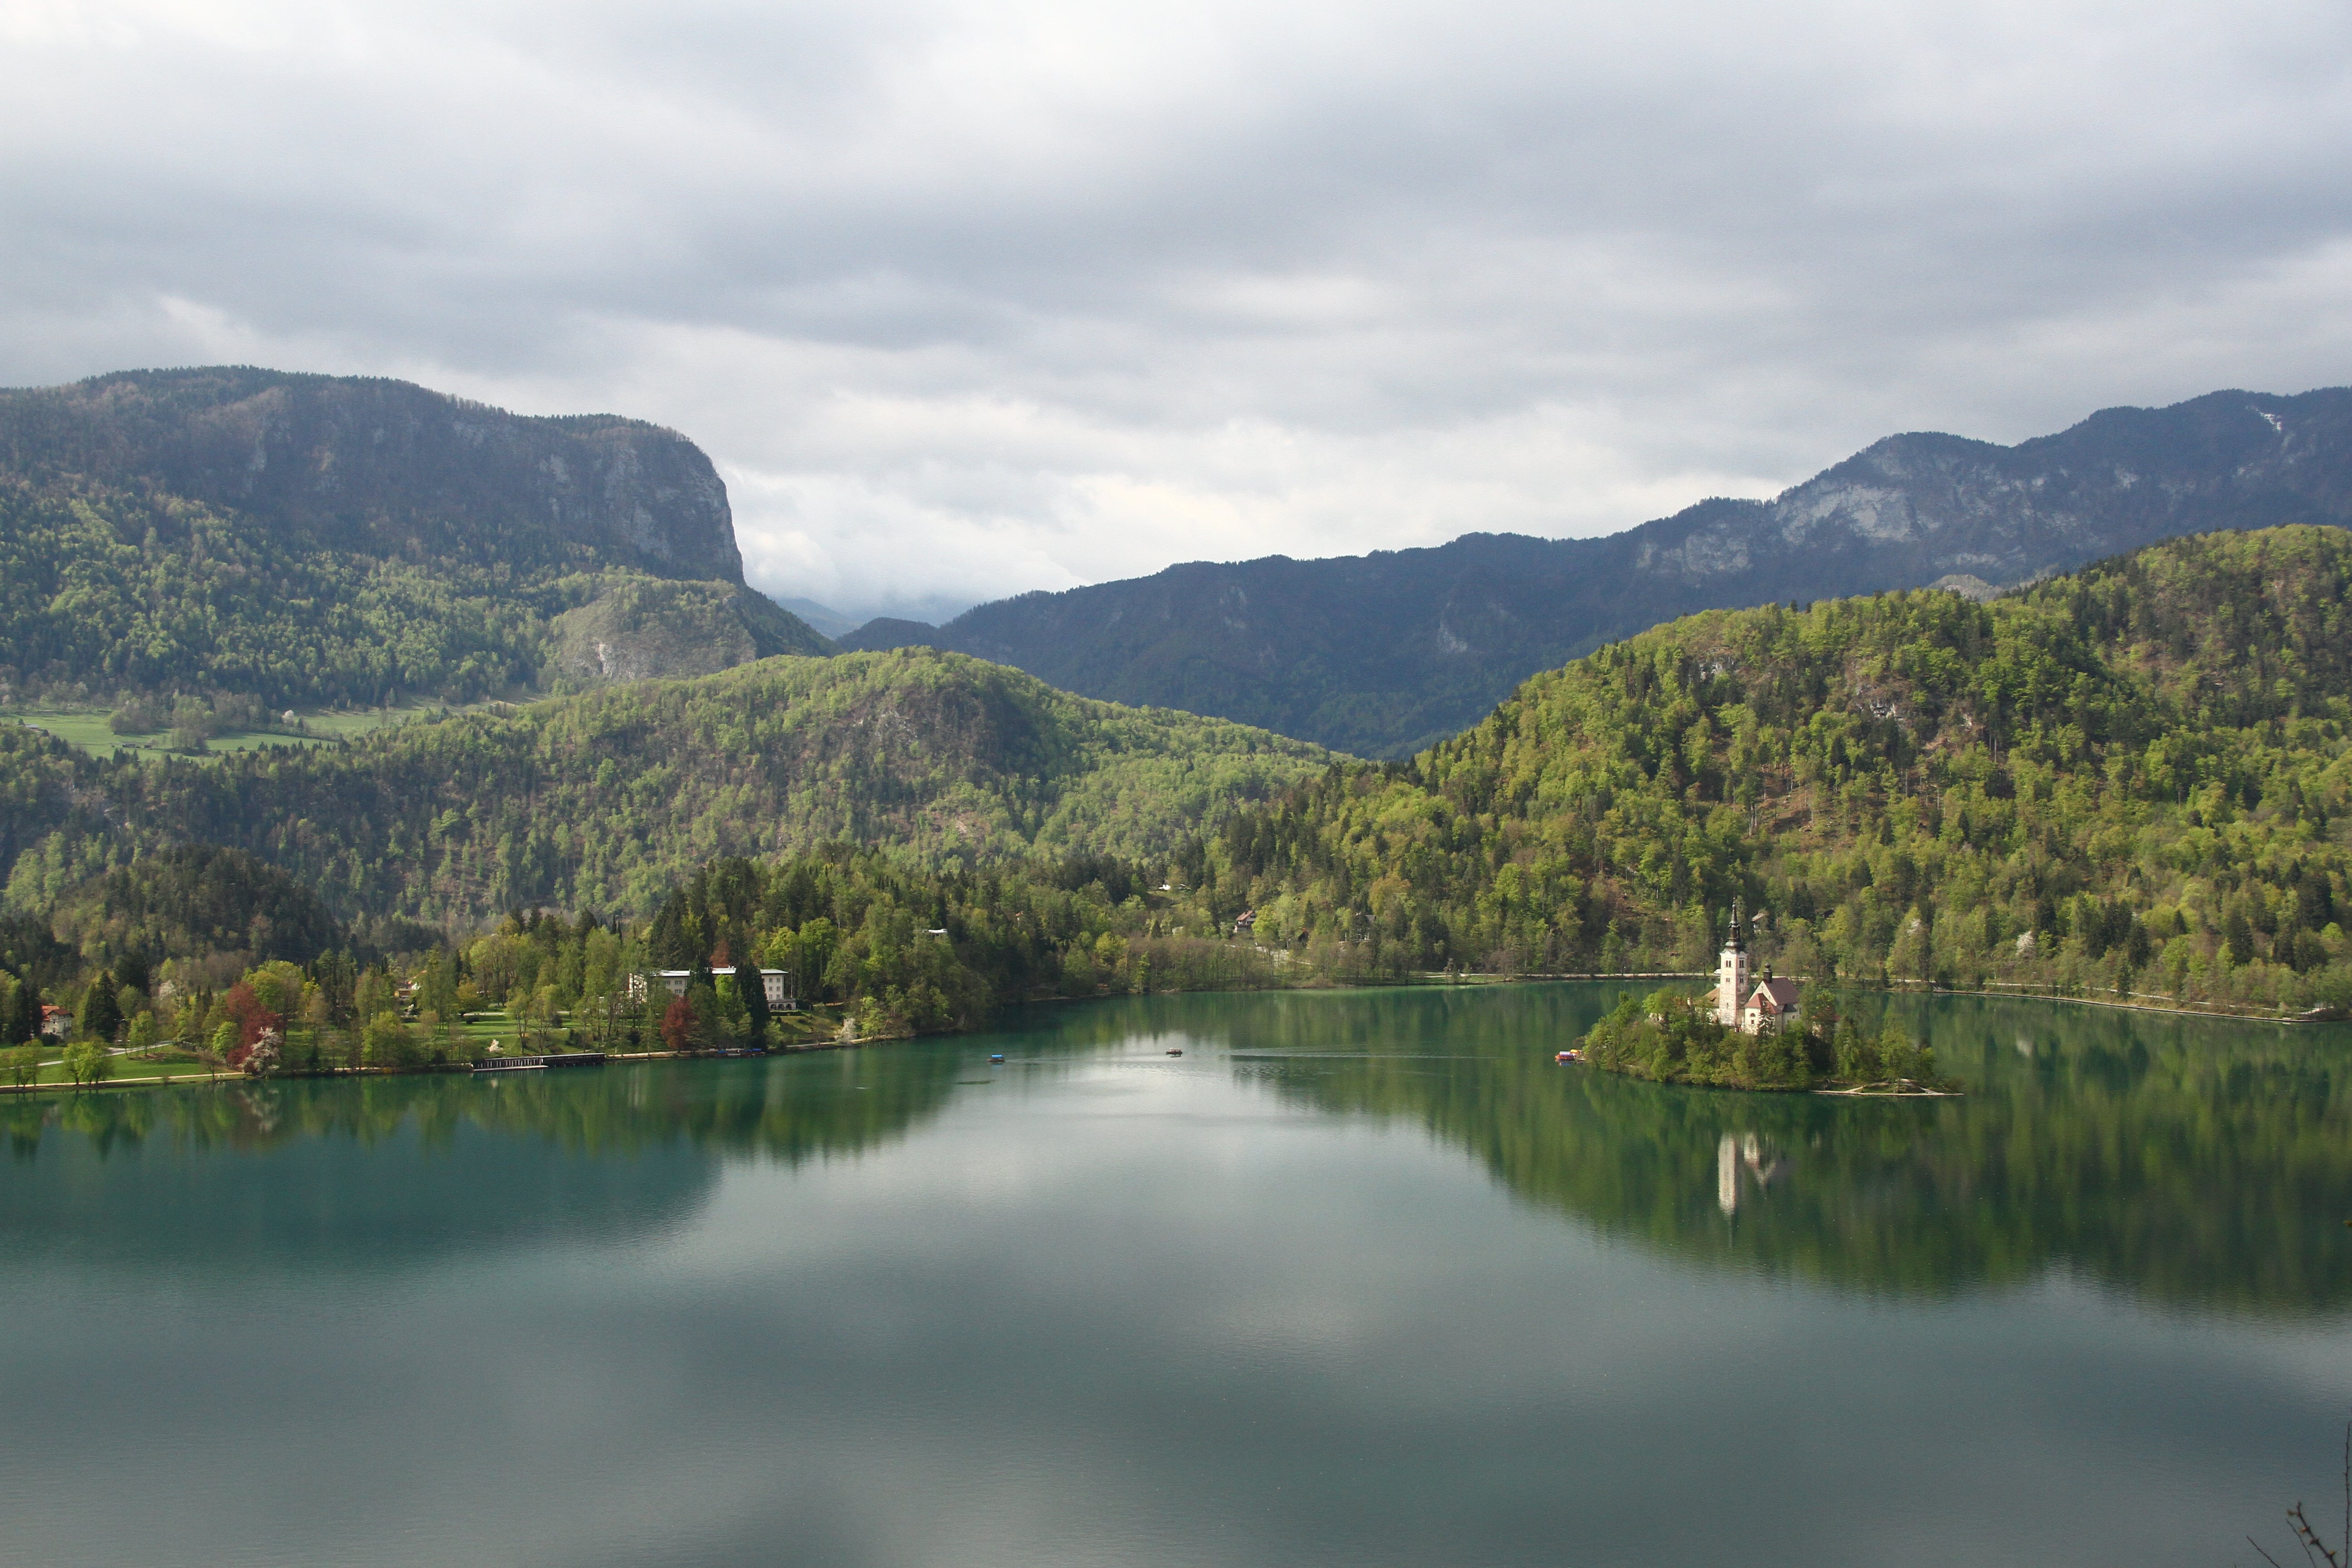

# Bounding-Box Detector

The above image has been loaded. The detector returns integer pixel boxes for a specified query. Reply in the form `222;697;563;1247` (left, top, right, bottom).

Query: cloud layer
6;0;2350;617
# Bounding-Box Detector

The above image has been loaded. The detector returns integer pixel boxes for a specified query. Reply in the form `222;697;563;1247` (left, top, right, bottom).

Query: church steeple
1715;899;1751;1028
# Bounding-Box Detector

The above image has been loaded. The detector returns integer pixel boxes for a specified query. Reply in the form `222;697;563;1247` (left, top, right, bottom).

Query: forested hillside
47;845;347;970
11;524;2352;1080
0;649;1331;926
850;387;2352;754
1168;527;2352;1014
0;368;828;709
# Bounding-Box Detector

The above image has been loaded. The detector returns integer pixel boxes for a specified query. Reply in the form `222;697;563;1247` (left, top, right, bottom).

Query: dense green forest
1164;526;2352;1015
1;648;1332;924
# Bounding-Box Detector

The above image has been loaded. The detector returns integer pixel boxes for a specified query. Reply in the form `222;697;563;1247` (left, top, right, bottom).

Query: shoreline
6;973;2335;1101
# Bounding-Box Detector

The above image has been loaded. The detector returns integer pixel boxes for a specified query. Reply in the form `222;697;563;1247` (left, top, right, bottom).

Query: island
1576;910;1958;1095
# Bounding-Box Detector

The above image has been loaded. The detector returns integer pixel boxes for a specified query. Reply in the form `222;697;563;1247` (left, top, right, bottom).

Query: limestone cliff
0;367;744;583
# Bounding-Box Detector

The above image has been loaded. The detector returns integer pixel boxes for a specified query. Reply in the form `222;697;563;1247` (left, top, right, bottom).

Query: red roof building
1740;976;1803;1034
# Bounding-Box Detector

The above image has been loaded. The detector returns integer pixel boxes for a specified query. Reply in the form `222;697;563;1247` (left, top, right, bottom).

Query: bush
108;700;161;735
361;1010;418;1070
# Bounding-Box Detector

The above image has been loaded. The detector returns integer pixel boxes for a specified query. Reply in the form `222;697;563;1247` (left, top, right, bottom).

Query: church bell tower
1715;902;1750;1029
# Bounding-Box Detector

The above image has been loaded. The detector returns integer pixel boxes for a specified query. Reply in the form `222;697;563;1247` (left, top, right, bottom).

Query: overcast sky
5;0;2351;620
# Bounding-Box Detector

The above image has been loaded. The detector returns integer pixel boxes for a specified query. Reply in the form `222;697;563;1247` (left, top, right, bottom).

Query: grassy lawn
5;709;156;759
17;1049;220;1088
2;701;466;761
301;702;458;742
10;1004;850;1093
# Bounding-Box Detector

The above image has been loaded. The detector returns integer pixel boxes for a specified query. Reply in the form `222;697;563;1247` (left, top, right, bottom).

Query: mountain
836;616;948;653
0;365;745;578
1159;525;2352;1016
849;387;2352;755
0;648;1333;926
0;367;829;708
773;597;863;639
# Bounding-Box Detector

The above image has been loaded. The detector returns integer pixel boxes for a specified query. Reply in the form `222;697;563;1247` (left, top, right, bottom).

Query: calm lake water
5;983;2352;1567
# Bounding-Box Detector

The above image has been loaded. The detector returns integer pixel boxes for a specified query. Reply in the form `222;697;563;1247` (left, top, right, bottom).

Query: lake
5;983;2350;1567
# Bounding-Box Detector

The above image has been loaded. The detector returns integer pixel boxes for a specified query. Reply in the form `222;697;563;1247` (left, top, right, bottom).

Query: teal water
5;983;2351;1566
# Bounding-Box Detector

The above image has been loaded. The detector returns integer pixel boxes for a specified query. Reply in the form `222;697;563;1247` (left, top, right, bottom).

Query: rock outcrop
0;367;745;583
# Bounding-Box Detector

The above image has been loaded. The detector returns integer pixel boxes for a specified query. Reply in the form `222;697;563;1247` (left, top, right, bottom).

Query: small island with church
1575;906;1959;1094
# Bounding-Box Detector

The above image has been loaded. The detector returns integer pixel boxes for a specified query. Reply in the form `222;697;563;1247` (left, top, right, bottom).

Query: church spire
1715;899;1751;1029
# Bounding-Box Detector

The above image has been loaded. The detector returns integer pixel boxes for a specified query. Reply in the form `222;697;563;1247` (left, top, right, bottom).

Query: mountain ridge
843;387;2352;755
0;366;745;582
0;366;830;706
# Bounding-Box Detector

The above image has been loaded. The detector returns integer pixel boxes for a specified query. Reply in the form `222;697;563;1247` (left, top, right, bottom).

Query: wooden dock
473;1052;607;1074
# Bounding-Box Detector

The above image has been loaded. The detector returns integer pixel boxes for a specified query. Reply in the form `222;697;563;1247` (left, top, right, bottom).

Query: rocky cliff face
855;387;2352;756
0;367;744;583
549;580;830;687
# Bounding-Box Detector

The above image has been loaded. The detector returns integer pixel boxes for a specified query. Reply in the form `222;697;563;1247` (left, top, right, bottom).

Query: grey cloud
4;0;2351;609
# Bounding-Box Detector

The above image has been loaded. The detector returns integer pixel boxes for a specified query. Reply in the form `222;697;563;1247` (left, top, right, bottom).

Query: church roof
1746;978;1801;1012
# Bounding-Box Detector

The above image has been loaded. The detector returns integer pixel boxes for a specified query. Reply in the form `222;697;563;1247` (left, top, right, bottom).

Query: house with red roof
1740;976;1803;1035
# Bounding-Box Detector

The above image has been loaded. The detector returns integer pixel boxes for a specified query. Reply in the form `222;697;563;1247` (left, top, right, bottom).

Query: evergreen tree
76;969;123;1044
735;958;771;1044
0;974;32;1044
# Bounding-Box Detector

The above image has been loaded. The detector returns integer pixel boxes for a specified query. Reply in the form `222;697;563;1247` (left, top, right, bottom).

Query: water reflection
0;1048;975;1275
9;985;2351;1315
1196;984;2352;1316
1717;1131;1788;1217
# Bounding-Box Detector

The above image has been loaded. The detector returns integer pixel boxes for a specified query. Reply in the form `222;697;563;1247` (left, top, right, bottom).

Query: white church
1715;905;1802;1034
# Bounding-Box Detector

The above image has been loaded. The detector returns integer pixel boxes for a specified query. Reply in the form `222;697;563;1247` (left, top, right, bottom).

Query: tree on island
1579;988;1953;1093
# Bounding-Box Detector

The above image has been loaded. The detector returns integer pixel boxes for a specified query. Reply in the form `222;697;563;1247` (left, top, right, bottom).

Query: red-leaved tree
661;996;693;1053
222;982;284;1069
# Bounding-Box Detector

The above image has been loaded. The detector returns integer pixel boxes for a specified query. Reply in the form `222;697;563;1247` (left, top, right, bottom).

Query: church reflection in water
1716;1131;1788;1217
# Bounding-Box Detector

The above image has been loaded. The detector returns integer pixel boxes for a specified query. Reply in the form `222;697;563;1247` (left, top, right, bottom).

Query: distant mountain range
777;594;982;641
17;369;2352;759
840;387;2352;755
0;367;828;707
